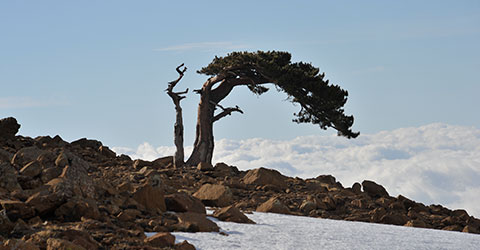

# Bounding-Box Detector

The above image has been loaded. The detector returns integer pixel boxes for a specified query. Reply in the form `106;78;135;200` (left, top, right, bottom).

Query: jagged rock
98;146;116;158
20;160;43;178
0;199;35;221
175;240;196;250
11;146;46;168
300;200;317;214
0;148;13;163
443;225;464;232
34;135;66;148
117;209;142;221
242;167;287;190
165;192;206;214
256;197;290;214
0;117;20;139
132;183;166;212
2;238;39;250
316;175;336;185
351;198;369;209
0;162;22;192
71;138;102;150
213;205;255;224
351;182;362;194
319;195;336;211
55;152;69;168
193;184;233;207
362;180;389;198
29;229;100;250
405;219;427;228
0;209;14;236
197;162;213;171
46;238;86;250
379;212;409;226
10;218;33;237
40;166;63;183
152;156;173;167
144;232;175;248
55;198;100;222
462;225;480;234
133;159;152;169
175;212;220;232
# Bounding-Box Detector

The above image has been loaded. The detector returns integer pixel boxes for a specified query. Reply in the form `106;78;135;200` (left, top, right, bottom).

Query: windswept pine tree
167;51;359;166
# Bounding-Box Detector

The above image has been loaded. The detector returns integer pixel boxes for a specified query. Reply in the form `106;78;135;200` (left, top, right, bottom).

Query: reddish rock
351;198;369;209
20;160;43;178
405;219;427;228
242;167;288;190
133;159;152;169
165;192;206;214
193;184;233;207
175;240;196;250
0;162;22;192
2;239;39;250
443;225;464;232
176;212;220;232
362;180;389;198
132;184;166;212
299;200;316;214
152;156;173;167
256;197;290;214
462;225;480;234
46;238;85;250
0;199;35;221
117;209;142;221
213;205;255;224
379;212;409;226
144;232;175;248
54;198;100;222
11;146;46;168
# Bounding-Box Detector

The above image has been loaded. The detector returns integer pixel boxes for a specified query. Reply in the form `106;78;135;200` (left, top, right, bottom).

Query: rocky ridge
1;117;479;249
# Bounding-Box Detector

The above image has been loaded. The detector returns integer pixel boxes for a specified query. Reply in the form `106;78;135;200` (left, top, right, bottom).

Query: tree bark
167;64;188;168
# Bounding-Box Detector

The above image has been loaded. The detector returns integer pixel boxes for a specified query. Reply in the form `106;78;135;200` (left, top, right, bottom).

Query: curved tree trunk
186;90;215;166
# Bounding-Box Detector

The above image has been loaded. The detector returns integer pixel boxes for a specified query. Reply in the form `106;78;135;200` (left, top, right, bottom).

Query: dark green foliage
199;51;359;138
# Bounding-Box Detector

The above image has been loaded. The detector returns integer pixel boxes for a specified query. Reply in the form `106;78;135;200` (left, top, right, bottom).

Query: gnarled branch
212;103;244;122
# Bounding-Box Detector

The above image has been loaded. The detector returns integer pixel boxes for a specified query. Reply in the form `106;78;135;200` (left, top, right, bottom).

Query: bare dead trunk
167;64;188;168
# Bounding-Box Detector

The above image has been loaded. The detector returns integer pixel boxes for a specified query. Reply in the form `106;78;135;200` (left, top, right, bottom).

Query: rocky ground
1;117;479;249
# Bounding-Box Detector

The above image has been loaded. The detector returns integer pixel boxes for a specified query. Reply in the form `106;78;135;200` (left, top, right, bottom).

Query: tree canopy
198;51;359;138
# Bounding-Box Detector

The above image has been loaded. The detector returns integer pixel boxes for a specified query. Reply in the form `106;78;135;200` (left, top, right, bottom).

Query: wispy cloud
0;96;67;109
114;123;480;218
154;42;249;52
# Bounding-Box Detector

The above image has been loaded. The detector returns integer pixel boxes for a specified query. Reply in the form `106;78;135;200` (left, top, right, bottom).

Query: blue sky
1;0;479;149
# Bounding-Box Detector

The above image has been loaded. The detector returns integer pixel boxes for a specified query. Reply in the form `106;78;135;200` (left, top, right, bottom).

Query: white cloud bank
113;123;480;217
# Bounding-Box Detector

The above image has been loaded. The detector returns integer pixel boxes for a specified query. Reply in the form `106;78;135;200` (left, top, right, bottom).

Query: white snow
147;212;480;250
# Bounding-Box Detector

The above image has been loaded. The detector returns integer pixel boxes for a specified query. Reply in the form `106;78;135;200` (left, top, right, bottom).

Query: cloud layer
113;123;480;217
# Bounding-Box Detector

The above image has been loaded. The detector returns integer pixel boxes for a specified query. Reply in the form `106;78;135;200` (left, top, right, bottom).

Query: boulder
71;138;102;150
0;148;13;163
213;205;255;224
144;232;175;248
20;160;43;178
132;184;166;212
175;240;196;250
26;190;63;216
462;225;480;234
46;238;86;250
11;146;46;168
117;209;142;221
2;239;39;250
299;200;316;214
165;192;206;214
0;162;22;192
315;175;336;185
98;146;116;158
362;180;389;198
379;212;409;226
0;200;35;221
152;156;173;167
0;117;20;139
175;212;219;232
405;219;427;228
256;197;290;214
197;162;213;171
193;184;233;207
0;209;14;236
242;167;287;190
54;198;100;222
351;182;362;194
